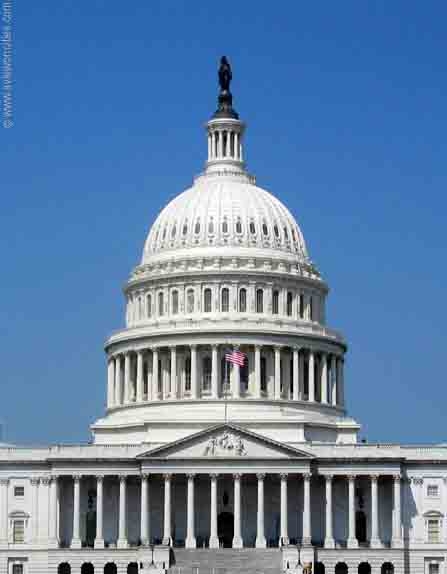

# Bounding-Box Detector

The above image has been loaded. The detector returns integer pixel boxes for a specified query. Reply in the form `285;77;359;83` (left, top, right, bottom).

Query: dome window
221;288;230;312
146;294;152;318
202;357;212;391
155;229;160;241
272;290;279;315
256;289;264;313
222;218;229;234
208;218;215;234
182;221;188;236
239;288;247;312
262;221;269;236
171;224;177;239
284;227;289;240
171;290;179;315
274;224;280;238
249;221;256;235
291;228;297;241
195;219;201;234
235;219;243;234
162;226;168;240
204;288;212;313
186;289;195;313
158;292;164;317
287;291;294;317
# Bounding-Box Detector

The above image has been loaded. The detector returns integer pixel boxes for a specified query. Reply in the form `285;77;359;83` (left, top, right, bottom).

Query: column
324;475;335;548
233;474;243;548
302;473;311;546
255;473;266;548
163;474;172;545
234;132;239;160
31;478;39;543
347;475;358;548
140;474;150;546
308;351;315;402
107;358;115;408
185;474;196;548
232;353;241;399
254;346;262;398
211;345;219;399
338;357;345;406
48;476;59;547
152;348;159;400
299;351;305;400
115;355;122;405
370;475;380;548
392;474;402;547
292;347;300;401
136;350;144;402
280;474;289;545
274;346;281;399
321;353;328;404
124;352;131;403
95;475;105;548
170;347;177;398
0;479;9;544
71;475;81;548
191;345;198;399
118;475;128;548
331;355;337;406
209;474;219;548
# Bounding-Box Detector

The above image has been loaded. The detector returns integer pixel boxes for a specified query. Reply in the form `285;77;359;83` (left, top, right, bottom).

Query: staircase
170;548;282;574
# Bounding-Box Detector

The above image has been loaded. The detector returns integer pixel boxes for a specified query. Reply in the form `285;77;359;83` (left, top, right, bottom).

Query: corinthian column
163;474;172;546
0;479;8;544
136;350;144;402
48;476;59;547
347;475;358;548
140;474;150;546
211;345;219;399
71;475;81;548
95;475;105;548
308;351;315;402
115;355;122;405
185;474;196;548
191;345;198;399
280;474;289;545
392;474;402;548
31;478;40;543
324;475;335;548
209;474;219;548
107;358;115;408
292;347;300;401
274;346;281;399
118;475;128;548
233;474;243;548
370;475;380;548
255;473;266;548
302;473;311;546
320;353;328;404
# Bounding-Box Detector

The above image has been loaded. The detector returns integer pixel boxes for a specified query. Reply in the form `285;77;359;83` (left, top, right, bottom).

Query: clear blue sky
1;1;446;445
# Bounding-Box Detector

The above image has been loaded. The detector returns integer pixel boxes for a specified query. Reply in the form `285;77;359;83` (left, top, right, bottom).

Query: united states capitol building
2;60;446;574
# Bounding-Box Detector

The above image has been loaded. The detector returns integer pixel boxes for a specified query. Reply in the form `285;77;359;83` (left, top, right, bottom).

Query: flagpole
224;351;229;423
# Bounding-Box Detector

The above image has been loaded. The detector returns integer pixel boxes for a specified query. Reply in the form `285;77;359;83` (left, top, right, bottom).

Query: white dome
142;172;309;265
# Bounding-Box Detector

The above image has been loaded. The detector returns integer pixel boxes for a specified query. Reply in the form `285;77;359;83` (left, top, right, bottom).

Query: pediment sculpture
204;431;247;456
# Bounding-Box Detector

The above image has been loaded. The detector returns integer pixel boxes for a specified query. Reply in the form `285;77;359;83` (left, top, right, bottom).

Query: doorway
217;511;234;548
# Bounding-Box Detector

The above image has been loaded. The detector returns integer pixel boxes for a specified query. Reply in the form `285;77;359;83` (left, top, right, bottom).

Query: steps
170;548;282;574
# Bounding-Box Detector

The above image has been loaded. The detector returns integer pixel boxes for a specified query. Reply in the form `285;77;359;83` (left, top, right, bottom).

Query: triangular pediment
138;424;314;460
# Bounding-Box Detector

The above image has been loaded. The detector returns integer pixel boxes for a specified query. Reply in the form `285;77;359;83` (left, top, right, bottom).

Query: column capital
187;473;196;480
393;474;402;482
293;345;301;353
95;474;105;482
280;473;288;480
254;344;262;351
325;474;333;482
370;474;380;482
233;473;242;480
303;473;312;481
118;474;127;483
163;473;172;481
141;472;150;480
210;473;219;480
30;477;40;486
256;473;265;480
190;344;197;350
347;474;356;482
211;343;219;350
49;474;59;483
0;478;9;486
41;476;51;486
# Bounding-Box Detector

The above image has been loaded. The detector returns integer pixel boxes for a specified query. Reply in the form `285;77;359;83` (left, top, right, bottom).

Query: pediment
139;424;313;460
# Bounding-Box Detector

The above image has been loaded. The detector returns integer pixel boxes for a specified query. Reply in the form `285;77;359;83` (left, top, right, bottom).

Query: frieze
204;431;247;457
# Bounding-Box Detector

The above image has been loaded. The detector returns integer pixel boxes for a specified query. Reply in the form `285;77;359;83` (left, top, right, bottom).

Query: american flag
225;349;246;367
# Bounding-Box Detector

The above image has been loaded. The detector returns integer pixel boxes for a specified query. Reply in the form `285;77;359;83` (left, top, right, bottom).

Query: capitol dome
142;175;309;265
95;60;357;447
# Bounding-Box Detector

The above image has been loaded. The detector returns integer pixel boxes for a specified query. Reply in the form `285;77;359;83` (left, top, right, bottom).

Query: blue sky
1;1;446;445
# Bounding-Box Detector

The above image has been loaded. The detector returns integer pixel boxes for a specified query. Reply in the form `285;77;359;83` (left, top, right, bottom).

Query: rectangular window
12;566;24;574
429;564;440;574
14;486;24;497
299;294;304;319
272;290;279;314
287;291;293;316
428;518;441;543
13;520;25;543
427;485;439;497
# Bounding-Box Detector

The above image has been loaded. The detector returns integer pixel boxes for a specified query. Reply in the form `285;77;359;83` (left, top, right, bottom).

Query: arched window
127;563;139;574
81;564;94;574
261;357;267;392
146;294;152;318
315;563;325;574
222;218;229;234
239;288;247;312
221;288;229;312
256;289;264;313
182;221;188;236
283;227;289;240
104;565;117;574
186;289;195;314
195;218;201;234
335;564;348;574
185;357;191;392
204;288;212;313
208;218;215;234
381;564;394;574
58;564;71;574
356;510;367;543
262;221;269;236
309;295;313;321
299;294;304;318
158;292;164;317
171;224;177;238
272;290;279;315
171;290;179;315
287;291;293;316
249;221;256;235
162;226;167;240
235;219;242;234
358;563;371;574
202;357;212;391
274;224;280;238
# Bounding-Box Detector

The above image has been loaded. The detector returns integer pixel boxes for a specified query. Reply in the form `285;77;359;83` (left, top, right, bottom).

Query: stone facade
1;66;446;574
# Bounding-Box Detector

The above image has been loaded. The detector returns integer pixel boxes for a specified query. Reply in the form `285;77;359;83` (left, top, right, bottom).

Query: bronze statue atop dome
213;56;239;119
